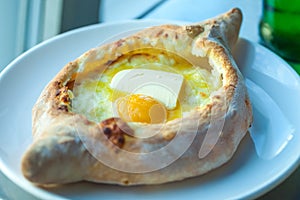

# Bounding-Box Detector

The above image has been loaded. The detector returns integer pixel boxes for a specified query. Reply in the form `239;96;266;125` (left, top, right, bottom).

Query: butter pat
110;69;184;109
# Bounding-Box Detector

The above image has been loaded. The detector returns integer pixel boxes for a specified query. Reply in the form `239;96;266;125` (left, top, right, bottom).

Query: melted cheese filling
71;49;221;124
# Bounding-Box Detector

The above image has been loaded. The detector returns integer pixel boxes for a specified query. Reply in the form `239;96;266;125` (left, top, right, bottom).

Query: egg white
71;49;221;124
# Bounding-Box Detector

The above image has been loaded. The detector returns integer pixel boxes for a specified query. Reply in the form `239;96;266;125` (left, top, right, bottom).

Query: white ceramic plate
0;20;300;200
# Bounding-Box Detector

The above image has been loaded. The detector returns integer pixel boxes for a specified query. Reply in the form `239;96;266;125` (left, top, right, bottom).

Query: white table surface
1;0;299;199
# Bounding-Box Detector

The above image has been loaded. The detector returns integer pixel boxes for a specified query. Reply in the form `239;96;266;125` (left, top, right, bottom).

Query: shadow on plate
45;134;254;199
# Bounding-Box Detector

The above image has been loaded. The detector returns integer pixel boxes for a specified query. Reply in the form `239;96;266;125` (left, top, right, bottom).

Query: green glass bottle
259;0;300;73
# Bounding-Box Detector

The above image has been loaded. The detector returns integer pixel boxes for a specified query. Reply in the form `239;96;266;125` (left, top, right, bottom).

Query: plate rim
0;19;300;200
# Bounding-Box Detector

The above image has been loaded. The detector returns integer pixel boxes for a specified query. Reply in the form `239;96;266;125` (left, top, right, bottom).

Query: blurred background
1;0;99;71
0;0;262;71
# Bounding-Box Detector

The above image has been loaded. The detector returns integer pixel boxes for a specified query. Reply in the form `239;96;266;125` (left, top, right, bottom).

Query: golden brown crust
21;8;253;186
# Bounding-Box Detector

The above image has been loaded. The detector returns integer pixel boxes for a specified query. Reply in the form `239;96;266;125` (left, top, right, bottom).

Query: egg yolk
116;94;167;124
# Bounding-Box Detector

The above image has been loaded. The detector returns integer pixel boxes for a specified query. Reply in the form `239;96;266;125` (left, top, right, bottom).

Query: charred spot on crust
54;81;62;87
122;179;129;185
100;117;134;148
245;98;250;107
58;105;68;112
214;95;221;100
66;80;75;90
55;90;61;97
116;39;125;47
156;30;164;37
103;127;112;135
55;86;72;112
61;95;69;103
185;25;204;38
